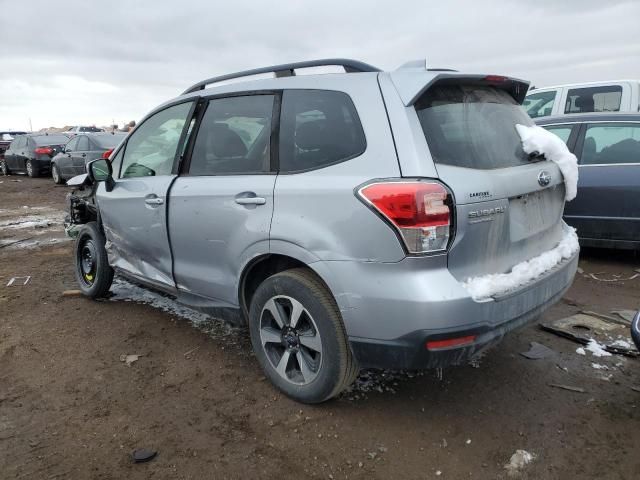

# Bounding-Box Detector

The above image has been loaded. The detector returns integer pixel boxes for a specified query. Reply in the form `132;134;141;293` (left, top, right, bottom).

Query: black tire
249;268;358;403
52;164;64;184
0;159;8;176
26;159;39;178
74;222;114;298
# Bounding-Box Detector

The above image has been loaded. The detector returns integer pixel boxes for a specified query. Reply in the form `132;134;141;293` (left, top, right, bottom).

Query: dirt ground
1;176;639;480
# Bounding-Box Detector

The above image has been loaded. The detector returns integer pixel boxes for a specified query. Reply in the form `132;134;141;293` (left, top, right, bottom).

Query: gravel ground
1;176;639;479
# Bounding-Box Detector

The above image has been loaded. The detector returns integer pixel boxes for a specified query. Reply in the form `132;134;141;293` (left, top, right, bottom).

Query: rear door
393;79;568;280
565;122;640;243
96;101;195;289
169;94;277;305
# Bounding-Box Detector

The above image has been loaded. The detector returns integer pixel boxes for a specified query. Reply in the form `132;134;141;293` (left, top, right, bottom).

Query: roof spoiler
390;63;530;106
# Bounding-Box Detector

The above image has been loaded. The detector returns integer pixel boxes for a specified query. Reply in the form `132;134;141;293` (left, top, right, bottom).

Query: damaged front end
64;174;99;238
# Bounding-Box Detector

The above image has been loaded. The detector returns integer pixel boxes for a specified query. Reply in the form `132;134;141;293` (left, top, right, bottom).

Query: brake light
484;75;508;83
102;148;114;159
426;335;476;350
358;181;452;254
34;147;53;155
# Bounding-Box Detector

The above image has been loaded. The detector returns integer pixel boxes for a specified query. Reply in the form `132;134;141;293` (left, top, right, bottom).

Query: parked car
51;132;127;184
0;131;28;159
66;59;578;403
64;126;105;136
537;113;640;249
1;133;70;177
524;80;640;119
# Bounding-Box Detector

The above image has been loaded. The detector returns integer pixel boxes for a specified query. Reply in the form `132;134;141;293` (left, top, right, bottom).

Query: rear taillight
102;148;114;159
34;147;53;156
358;181;453;254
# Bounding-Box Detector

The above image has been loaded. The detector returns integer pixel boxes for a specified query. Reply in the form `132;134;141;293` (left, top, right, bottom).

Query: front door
169;94;277;305
565;122;640;242
96;101;195;289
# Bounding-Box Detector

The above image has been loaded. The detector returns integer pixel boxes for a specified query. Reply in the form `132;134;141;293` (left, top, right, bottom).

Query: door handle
145;197;164;205
235;197;266;205
81;153;86;157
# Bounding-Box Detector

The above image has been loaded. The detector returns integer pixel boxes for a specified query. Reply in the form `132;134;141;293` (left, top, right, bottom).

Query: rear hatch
411;78;566;281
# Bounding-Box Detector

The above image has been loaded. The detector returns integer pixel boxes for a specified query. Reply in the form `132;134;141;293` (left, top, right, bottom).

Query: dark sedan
1;133;70;177
536;113;640;249
51;132;127;184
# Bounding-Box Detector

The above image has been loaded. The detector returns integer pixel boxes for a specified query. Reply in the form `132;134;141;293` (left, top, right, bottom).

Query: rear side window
581;123;640;165
279;90;366;172
543;125;573;144
416;84;534;169
565;86;622;114
77;136;90;151
523;90;556;118
188;95;274;175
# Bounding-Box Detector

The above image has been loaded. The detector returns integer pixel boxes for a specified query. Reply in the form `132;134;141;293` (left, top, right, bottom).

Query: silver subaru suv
69;59;578;403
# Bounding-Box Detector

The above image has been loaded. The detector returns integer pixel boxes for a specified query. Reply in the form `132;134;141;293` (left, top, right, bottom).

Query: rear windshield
92;134;126;149
415;85;535;169
80;126;103;132
33;135;70;145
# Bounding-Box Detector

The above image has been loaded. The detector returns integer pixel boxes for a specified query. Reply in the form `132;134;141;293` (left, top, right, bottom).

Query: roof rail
182;58;381;95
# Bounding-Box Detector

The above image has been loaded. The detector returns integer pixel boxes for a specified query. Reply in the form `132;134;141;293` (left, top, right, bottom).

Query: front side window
65;137;79;152
189;95;274;175
523;90;557;118
416;84;535;169
279;90;366;172
543;125;573;145
581;123;640;165
120;102;193;178
565;86;623;114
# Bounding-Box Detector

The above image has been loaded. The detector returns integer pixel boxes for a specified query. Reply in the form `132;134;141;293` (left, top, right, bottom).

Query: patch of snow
611;339;632;349
576;347;586;355
505;450;535;476
585;339;612;357
591;363;608;370
516;124;579;201
109;278;238;340
463;226;579;300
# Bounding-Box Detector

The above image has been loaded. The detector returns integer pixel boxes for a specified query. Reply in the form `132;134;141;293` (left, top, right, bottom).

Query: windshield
415;84;535;169
93;134;126;149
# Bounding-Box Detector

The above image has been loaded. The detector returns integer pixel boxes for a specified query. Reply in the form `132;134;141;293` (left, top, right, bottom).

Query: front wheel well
240;254;327;323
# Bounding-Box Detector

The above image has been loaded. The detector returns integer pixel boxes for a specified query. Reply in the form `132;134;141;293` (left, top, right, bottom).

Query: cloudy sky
1;0;638;130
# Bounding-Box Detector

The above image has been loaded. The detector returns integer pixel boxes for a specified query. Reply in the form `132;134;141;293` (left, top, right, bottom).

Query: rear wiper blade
527;151;546;162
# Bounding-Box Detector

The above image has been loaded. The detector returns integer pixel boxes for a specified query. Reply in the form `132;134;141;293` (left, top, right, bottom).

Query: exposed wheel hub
281;327;300;350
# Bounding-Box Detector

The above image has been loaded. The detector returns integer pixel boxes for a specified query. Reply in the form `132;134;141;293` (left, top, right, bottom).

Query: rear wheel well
240;254;323;322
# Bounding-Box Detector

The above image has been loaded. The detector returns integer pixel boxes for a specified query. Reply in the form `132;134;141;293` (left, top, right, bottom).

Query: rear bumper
312;248;579;370
632;311;640;351
33;157;52;173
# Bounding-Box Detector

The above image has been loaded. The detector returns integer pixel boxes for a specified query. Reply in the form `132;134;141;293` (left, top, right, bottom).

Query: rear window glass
79;126;103;132
93;134;126;149
32;135;70;145
279;90;366;172
415;85;534;169
565;86;622;114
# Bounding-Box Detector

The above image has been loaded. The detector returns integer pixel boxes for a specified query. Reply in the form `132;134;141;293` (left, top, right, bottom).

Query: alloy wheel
52;165;60;183
26;160;33;176
0;160;7;176
259;295;323;385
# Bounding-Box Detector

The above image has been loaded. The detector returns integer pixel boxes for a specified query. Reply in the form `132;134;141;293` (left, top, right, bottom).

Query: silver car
68;59;578;403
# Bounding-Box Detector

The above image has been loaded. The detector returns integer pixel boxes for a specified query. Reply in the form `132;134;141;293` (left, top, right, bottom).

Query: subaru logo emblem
538;170;551;187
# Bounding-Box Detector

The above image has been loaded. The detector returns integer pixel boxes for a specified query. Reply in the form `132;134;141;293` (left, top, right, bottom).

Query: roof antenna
397;59;427;71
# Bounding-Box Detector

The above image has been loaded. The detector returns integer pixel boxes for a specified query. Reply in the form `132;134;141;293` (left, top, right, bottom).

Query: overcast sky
1;0;638;130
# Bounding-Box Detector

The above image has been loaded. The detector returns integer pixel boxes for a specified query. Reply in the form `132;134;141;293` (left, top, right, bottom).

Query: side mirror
86;158;115;191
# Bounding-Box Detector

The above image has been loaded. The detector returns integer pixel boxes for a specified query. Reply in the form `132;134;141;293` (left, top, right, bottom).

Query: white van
524;80;640;119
